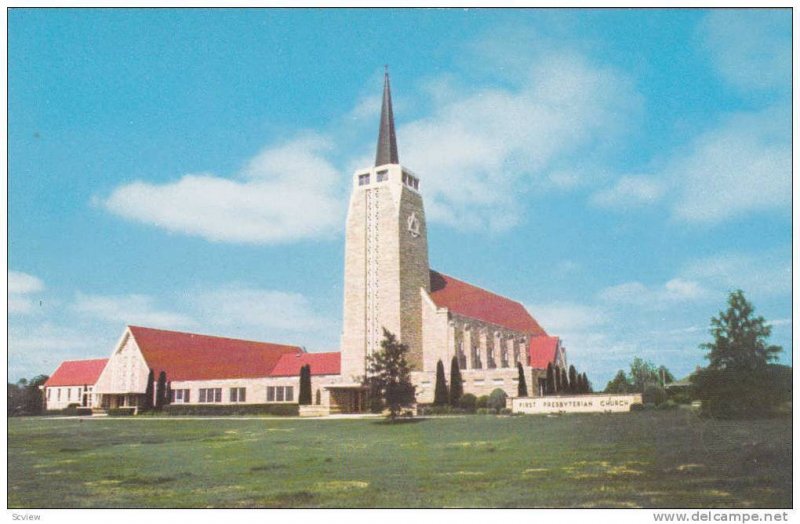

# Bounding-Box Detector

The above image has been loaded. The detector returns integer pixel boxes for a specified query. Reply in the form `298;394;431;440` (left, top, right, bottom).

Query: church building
44;73;567;414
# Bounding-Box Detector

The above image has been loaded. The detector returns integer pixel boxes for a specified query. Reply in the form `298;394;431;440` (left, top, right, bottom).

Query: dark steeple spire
375;67;399;166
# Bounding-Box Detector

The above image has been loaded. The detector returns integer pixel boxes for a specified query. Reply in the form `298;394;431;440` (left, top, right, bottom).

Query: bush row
161;403;299;416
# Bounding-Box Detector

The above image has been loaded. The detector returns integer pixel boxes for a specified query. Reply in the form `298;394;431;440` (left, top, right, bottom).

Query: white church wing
93;327;150;395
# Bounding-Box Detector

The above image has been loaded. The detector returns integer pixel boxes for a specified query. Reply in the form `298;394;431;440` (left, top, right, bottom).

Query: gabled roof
375;69;399;166
429;270;547;336
270;352;341;377
45;359;108;387
128;326;302;381
529;336;560;369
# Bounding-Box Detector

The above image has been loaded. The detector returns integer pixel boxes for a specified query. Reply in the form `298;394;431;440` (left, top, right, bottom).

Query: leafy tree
449;356;463;406
629;357;660;393
144;369;155;411
692;290;783;418
657;365;675;386
299;364;312;405
366;329;417;419
155;371;167;410
433;360;449;406
568;365;578;394
487;388;508;411
560;367;569;394
605;370;631;394
545;363;555;395
8;375;49;415
458;393;477;413
517;362;528;397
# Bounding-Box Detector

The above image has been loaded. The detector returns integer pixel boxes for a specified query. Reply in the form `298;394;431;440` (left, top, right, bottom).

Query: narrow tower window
358;174;370;186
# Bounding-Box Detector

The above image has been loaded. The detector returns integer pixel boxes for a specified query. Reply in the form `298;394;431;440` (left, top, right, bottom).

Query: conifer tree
449;356;463;407
517;362;528;397
144;369;155;411
582;373;592;393
433;360;449;406
546;363;556;395
561;367;569;394
299;364;312;405
568;365;578;394
155;371;167;409
693;290;783;418
554;365;562;393
365;329;417;419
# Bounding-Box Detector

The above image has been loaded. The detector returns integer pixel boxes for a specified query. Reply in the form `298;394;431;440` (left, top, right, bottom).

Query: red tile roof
45;359;108;387
429;270;548;336
529;336;560;369
270;352;341;377
128;326;302;381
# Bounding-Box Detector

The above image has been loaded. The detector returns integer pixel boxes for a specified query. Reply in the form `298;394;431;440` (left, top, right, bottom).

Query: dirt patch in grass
259;490;317;508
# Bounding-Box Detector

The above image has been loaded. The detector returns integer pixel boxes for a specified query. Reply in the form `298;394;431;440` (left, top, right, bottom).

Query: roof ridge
128;325;301;349
431;269;524;304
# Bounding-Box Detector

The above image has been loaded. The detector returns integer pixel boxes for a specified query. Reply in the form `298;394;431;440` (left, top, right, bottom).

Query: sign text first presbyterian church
43;73;567;414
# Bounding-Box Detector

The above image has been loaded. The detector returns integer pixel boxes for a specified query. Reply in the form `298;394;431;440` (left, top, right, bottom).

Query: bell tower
340;71;430;381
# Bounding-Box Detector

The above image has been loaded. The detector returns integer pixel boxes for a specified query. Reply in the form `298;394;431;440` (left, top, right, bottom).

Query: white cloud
102;136;344;244
190;284;336;338
599;278;709;308
681;249;791;300
702;10;791;93
400;52;642;230
670;106;790;224
9;271;44;294
72;293;197;329
590;176;665;209
8;271;45;314
527;302;609;334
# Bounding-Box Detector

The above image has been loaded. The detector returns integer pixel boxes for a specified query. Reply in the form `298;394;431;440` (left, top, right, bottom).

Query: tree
693;290;783;418
449;356;463;406
365;328;416;419
545;363;556;395
487;388;508;411
299;364;312;405
554;365;562;393
574;373;584;394
560;367;569;395
517;362;528;397
11;375;49;415
629;357;659;393
702;290;781;370
568;365;578;394
605;370;631;393
144;369;155;411
155;371;167;410
657;365;675;386
583;373;592;393
433;360;449;406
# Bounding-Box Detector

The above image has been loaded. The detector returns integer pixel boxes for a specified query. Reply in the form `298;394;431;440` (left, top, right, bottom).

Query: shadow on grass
372;418;426;425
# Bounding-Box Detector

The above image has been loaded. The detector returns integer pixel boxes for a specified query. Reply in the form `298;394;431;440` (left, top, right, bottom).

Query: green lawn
7;410;791;508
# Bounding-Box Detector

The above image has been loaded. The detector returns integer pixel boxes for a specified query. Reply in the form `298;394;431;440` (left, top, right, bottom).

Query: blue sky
8;8;792;387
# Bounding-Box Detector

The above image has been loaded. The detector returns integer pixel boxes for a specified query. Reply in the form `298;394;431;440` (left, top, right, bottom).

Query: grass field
7;410;791;508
